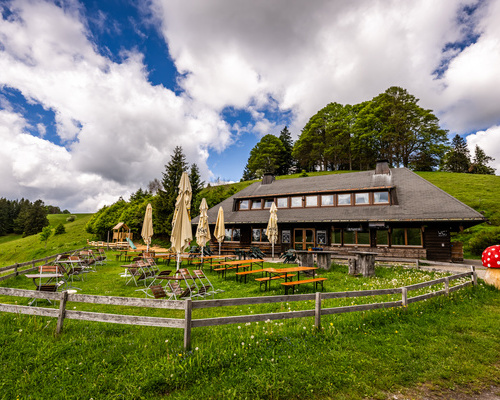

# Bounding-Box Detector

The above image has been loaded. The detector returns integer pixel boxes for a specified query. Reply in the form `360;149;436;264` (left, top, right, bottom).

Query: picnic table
217;259;264;279
257;266;318;291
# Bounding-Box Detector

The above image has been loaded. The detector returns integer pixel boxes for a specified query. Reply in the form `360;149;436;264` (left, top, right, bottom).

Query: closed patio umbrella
170;172;193;270
214;206;225;255
141;203;154;252
266;202;278;260
195;198;211;264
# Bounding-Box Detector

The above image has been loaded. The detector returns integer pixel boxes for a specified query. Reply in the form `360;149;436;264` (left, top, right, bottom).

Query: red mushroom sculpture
482;245;500;289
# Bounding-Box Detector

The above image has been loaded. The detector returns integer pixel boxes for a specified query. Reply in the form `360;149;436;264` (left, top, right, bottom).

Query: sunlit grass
1;254;499;399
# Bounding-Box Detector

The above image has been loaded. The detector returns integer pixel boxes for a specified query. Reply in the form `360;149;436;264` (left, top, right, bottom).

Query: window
331;228;342;245
376;230;389;246
343;229;370;245
321;195;334;206
252;228;268;242
251;200;262;209
277;197;288;208
264;199;274;208
239;200;249;210
374;191;389;204
305;195;318;207
355;193;369;205
338;194;351;205
225;228;241;242
391;228;422;246
291;196;302;207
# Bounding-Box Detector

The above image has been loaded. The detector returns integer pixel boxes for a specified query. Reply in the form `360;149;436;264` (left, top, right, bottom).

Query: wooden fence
0;267;477;349
0;248;87;282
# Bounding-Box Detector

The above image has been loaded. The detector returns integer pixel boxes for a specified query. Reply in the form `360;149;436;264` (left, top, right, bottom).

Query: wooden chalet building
193;161;485;261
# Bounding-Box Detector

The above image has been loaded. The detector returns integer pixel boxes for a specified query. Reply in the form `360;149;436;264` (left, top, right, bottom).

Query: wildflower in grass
251;335;254;339
241;342;244;346
165;339;169;343
19;329;22;333
303;326;306;330
238;326;241;329
195;347;199;351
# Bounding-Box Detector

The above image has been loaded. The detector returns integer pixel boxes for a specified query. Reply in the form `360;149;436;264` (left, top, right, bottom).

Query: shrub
54;223;66;235
66;215;76;222
467;227;500;255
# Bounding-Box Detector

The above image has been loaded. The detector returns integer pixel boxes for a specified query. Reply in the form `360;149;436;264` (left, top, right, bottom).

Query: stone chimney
375;160;390;175
262;172;275;185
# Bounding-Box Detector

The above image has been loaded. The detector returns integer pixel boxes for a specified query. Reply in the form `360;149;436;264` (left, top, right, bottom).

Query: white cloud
466;126;500;174
1;0;500;212
0;0;232;211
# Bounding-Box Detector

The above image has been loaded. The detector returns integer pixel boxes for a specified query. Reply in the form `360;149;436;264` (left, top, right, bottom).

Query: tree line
242;86;495;178
0;198;52;237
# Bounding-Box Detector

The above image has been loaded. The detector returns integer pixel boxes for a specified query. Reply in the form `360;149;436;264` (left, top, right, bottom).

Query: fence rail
0;266;477;349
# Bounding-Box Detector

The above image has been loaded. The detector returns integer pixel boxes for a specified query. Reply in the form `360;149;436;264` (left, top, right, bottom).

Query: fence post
444;277;449;295
56;291;69;335
315;292;322;329
184;299;192;350
401;287;407;308
14;263;19;277
471;265;477;286
416;259;419;269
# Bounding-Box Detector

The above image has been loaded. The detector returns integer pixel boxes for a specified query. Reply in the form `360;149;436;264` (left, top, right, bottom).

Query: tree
13;199;49;237
277;126;295;175
469;145;495;175
441;134;471;173
155;146;188;236
355;87;449;169
39;226;52;248
147;178;161;194
243;135;286;178
54;223;66;235
189;163;204;217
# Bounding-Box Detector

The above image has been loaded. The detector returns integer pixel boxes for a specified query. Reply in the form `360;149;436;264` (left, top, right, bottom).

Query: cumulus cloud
466;126;500;173
1;0;499;213
0;0;232;211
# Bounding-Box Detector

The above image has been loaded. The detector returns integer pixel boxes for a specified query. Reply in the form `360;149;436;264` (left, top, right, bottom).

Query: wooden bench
235;268;265;283
214;264;250;278
255;274;295;291
280;278;327;295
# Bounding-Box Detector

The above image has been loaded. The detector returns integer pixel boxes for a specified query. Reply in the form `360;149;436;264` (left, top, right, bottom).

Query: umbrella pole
272;243;274;260
219;242;221;256
176;252;180;271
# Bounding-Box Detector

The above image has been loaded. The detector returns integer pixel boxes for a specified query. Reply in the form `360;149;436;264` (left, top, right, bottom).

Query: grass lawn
1;253;499;399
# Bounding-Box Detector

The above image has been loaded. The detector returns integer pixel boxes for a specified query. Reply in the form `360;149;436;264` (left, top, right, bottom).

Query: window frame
305;195;318;207
290;196;303;208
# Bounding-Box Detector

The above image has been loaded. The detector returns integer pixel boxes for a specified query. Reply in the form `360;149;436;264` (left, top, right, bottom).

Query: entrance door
294;228;315;250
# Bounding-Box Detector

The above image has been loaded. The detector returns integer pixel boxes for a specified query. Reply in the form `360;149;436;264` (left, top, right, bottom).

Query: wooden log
316;253;331;270
348;257;357;275
64;310;184;328
0;303;59;318
321;300;403;315
315;292;321;329
191;293;316;309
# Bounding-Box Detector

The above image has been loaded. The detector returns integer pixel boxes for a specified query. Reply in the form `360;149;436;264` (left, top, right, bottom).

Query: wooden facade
196;162;485;262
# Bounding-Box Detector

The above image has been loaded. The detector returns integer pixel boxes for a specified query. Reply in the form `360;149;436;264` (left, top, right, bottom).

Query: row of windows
238;191;390;210
331;228;422;247
223;227;422;247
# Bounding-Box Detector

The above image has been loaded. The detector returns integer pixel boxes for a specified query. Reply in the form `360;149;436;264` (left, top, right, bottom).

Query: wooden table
218;259;264;279
348;251;377;277
261;266;318;291
292;250;339;269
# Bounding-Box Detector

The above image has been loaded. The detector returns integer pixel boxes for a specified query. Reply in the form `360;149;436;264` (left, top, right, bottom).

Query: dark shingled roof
192;168;485;226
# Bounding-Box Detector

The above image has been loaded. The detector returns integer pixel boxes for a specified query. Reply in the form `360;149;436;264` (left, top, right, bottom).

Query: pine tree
189;163;205;216
277;126;295;175
155;146;188;236
469;145;495;175
441;134;470;173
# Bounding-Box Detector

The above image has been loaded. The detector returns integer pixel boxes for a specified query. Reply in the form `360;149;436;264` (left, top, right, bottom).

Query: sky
1;0;500;213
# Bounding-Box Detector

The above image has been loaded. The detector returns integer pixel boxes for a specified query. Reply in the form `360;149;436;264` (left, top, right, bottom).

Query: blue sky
1;0;500;212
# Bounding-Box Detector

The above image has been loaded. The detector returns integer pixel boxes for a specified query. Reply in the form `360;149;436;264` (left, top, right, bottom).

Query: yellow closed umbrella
170;172;193;270
195;198;211;263
141;203;154;252
266;202;278;259
214;206;225;255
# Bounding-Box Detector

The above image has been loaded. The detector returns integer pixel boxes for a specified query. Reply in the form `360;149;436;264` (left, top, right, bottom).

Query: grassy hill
0;213;92;267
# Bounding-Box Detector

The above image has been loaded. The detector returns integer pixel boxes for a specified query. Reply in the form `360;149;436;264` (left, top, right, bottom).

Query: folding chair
166;280;194;300
192;270;223;298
